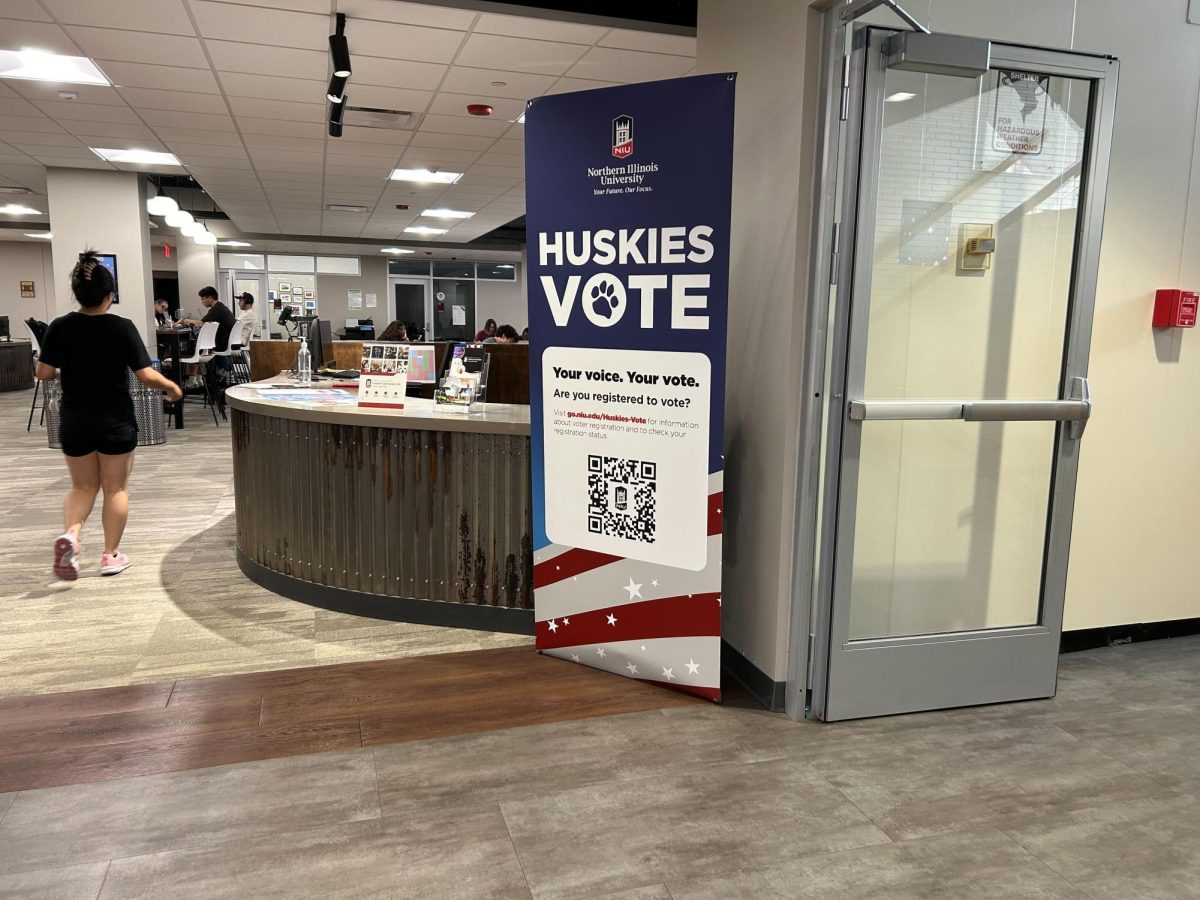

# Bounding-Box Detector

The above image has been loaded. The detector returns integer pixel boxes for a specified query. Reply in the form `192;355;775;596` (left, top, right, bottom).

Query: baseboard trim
237;549;535;636
1061;617;1200;653
721;640;787;711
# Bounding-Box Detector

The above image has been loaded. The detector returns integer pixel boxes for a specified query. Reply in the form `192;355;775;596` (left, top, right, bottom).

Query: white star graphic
623;577;643;601
562;617;570;625
547;619;558;633
662;666;676;681
555;565;560;571
686;659;700;675
596;647;606;658
570;653;581;663
651;579;659;587
641;645;646;651
625;662;639;675
606;613;617;626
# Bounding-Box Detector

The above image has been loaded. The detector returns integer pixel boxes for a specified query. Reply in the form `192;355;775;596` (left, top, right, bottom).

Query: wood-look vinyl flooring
0;389;530;698
0;646;702;793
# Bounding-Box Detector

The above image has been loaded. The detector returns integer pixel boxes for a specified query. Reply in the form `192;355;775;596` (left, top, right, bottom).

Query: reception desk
0;340;33;392
227;383;534;633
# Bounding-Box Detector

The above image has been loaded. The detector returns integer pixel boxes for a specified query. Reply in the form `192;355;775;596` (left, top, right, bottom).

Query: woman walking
36;251;183;580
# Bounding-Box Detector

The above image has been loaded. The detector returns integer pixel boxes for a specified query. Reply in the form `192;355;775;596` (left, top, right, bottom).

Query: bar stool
178;322;220;425
24;321;44;431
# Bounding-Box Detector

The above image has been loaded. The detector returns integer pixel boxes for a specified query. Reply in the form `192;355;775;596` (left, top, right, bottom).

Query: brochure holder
435;343;490;414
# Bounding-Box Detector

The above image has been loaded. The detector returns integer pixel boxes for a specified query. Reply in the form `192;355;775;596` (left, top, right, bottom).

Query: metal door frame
386;275;431;336
802;24;1118;721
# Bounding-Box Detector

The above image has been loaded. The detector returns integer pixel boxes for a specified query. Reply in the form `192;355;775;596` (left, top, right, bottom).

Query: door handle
848;377;1092;437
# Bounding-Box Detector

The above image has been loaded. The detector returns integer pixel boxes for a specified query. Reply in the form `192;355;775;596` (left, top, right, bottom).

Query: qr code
587;455;657;544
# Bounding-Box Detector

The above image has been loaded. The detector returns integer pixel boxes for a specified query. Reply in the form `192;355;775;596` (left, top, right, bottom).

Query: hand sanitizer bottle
297;338;312;386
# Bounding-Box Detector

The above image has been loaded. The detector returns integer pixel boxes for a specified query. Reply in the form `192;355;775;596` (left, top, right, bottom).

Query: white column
176;240;218;319
46;168;155;342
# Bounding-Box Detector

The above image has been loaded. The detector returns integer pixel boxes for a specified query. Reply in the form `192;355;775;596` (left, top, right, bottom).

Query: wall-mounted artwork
19;281;34;298
303;290;315;299
292;287;303;295
304;300;317;310
278;281;292;293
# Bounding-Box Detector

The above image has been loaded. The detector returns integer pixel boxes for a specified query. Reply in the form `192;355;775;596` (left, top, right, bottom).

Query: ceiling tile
228;96;325;123
544;77;621;95
0;97;40;116
0;18;81;54
221;72;326;104
190;1;329;50
116;87;230;114
6;81;126;105
141;109;236;131
204;40;326;80
419;113;508;138
65;26;209;67
474;13;606;46
236;117;326;139
155;126;244;145
336;0;476;30
66;123;159;142
567;47;694;83
0;1;52;22
32;100;142;123
337;125;411;146
244;134;325;153
43;0;196;34
428;93;523;121
345;20;465;63
35;155;113;169
400;146;481;165
598;30;696;57
173;143;248;159
439;66;557;100
407;131;494;152
202;0;329;13
4;116;67;134
347;55;445;91
324;140;403;158
99;61;220;93
456;34;587;75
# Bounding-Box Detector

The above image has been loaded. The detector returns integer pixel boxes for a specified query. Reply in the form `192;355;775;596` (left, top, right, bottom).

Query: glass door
811;30;1118;720
233;274;266;339
388;277;429;340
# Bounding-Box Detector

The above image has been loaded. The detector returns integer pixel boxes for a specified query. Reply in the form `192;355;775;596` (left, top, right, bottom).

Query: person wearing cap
235;292;259;344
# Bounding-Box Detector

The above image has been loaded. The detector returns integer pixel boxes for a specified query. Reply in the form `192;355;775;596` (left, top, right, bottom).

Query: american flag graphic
534;471;723;702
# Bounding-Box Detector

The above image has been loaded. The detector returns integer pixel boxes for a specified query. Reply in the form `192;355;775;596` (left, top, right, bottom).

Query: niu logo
612;115;633;159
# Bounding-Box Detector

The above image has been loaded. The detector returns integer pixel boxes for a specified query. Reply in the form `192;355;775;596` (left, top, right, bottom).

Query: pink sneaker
53;532;80;581
100;551;131;576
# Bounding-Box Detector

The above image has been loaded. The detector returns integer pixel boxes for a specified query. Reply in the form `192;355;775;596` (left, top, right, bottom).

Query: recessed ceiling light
0;203;42;215
513;112;525;124
325;203;368;212
404;225;447;235
422;208;474;219
381;247;415;254
0;49;109;86
389;168;463;184
885;92;917;103
0;185;32;195
24;231;52;239
91;147;182;166
217;240;252;247
496;264;514;269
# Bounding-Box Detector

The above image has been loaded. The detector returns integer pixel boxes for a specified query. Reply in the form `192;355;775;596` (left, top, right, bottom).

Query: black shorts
60;413;138;458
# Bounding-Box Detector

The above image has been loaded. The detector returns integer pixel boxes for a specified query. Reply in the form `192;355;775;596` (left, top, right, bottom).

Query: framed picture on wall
278;281;291;293
292;287;303;295
303;290;315;299
19;281;34;298
304;300;317;310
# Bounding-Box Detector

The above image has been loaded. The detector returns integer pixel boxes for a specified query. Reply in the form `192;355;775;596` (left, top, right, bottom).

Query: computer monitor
96;253;118;302
405;343;437;383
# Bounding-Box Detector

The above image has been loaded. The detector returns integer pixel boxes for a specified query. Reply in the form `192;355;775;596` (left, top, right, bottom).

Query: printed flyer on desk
525;73;735;701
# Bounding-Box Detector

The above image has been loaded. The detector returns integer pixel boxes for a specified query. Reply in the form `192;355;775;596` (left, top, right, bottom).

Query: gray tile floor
0;635;1197;898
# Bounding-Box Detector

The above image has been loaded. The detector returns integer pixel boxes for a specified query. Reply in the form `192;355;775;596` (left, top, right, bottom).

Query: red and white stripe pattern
534;471;723;702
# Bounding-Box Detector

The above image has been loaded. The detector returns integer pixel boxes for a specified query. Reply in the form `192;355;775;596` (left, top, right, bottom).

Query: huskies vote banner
525;74;734;702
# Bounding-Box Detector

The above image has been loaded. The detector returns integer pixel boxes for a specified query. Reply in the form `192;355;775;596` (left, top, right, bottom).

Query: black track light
328;92;346;137
327;74;346;103
329;13;351;78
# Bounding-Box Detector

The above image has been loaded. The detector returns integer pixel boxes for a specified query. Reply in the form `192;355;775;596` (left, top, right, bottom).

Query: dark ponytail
71;250;115;309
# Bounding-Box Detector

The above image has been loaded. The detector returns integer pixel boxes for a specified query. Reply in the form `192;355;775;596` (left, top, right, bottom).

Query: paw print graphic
591;279;619;320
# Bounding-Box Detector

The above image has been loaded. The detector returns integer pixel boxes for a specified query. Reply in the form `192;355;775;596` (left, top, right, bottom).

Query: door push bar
847;377;1092;438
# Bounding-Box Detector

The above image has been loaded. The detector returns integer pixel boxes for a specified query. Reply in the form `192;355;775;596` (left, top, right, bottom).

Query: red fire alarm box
1153;289;1198;328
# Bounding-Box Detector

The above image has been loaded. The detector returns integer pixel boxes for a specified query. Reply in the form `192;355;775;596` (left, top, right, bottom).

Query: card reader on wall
959;224;995;271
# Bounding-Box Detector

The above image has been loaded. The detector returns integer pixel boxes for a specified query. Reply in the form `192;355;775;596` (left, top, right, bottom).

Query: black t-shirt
39;312;152;423
203;301;236;351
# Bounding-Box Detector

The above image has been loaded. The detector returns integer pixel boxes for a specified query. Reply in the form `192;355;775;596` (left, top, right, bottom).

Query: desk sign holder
435;343;490;413
357;341;407;409
525;74;735;702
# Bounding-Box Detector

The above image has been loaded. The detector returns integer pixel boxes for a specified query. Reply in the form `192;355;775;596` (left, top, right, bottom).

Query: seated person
234;292;259;345
154;299;170;327
474;318;497;342
483;324;519;344
181;286;235;352
378;320;407;342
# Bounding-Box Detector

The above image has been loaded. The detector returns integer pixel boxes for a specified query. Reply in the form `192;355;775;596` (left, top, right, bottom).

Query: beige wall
0;241;56;328
477;273;525;333
46;168;154;342
696;0;822;680
177;241;216;310
315;255;388;327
